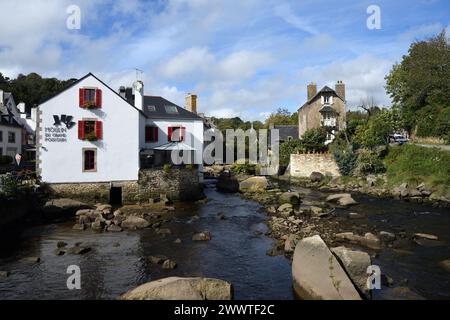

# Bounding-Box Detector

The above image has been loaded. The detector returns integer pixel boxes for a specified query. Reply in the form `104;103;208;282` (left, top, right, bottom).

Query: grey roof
299;85;343;110
319;105;336;113
273;125;298;141
127;94;202;120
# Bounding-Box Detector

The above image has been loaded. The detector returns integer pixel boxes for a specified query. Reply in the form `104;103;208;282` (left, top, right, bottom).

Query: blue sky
0;0;449;120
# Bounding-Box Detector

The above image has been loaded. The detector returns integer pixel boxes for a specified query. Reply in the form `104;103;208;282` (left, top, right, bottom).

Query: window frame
145;125;158;143
8;131;15;143
168;126;185;142
82;148;97;172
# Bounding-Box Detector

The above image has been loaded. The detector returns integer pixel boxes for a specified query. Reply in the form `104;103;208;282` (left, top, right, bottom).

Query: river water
0;180;449;300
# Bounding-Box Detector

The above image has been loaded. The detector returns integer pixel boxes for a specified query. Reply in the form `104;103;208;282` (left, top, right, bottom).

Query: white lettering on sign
44;127;68;143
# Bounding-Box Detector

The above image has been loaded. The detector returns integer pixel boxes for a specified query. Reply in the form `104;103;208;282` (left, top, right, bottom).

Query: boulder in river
43;199;91;216
148;255;169;265
216;173;239;193
0;271;10;278
279;192;301;205
413;233;438;241
379;231;396;243
21;257;41;264
121;216;150;230
192;231;212;241
120;277;232;300
334;232;381;250
331;246;371;299
439;259;450;272
239;176;270;193
67;246;91;255
107;224;123;232
162;259;177;270
292;235;361;300
310;172;324;183
326;193;358;207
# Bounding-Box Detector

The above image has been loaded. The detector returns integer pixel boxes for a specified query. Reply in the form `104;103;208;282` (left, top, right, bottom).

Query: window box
79;88;102;109
78;120;103;141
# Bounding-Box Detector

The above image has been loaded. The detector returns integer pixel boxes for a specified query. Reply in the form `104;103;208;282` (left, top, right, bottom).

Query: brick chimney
307;83;317;101
335;80;345;101
185;93;197;114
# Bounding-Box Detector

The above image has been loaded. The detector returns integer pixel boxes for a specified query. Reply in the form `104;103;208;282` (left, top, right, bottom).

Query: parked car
389;134;409;145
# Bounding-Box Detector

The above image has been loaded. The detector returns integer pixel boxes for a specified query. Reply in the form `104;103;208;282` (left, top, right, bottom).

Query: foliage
329;134;357;176
163;164;172;173
185;164;194;170
279;139;303;170
0;173;20;200
0;72;77;111
298;127;327;152
384;144;450;195
352;109;402;148
0;155;13;166
385;31;450;133
353;148;386;176
265;108;298;127
231;162;256;175
414;104;450;139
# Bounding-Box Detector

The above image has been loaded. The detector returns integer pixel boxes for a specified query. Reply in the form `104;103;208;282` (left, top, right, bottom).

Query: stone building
298;81;346;144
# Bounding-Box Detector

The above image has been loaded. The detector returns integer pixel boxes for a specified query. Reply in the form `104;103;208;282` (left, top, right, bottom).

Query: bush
353;148;386;176
279;139;303;171
0;173;20;200
300;127;328;152
0;155;13;165
333;146;357;176
231;162;256;175
163;164;172;173
185;164;194;170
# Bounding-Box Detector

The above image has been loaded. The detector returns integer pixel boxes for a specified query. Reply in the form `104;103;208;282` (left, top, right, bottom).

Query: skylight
165;105;178;114
145;105;156;112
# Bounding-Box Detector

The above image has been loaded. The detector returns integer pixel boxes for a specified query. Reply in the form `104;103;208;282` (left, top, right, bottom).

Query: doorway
109;187;122;206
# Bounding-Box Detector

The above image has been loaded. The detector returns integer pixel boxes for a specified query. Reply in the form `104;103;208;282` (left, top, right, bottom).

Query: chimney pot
185;93;197;114
335;81;345;102
307;82;317;101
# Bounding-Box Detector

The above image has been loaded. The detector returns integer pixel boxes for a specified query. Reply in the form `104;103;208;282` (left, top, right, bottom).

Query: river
0;180;449;300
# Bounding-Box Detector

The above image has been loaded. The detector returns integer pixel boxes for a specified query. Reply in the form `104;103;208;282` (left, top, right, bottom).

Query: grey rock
162;259;177;270
148;255;169;265
310;172;324;183
239;176;270;193
279;192;301;205
121;216;150;230
107;224;123;232
284;234;300;254
326;193;358;207
192;231;211;241
379;231;396;243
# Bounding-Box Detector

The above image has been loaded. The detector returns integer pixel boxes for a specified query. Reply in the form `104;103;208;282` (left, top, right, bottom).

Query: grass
384;144;450;196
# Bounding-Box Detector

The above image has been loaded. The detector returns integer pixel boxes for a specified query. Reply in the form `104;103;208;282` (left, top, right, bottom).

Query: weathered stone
43;199;91;215
75;209;93;216
326;193;358;207
107;224;123;232
173;238;182;244
335;232;381;250
331;246;371;299
284;234;300;254
148;255;169;265
67;246;91;255
439;259;450;272
156;228;172;235
192;231;211;241
279;192;300;205
310;172;324;183
239;176;270;193
120;277;232;300
0;271;10;278
277;203;293;213
379;231;396;243
413;233;438;241
54;248;66;256
21;257;41;264
162;259;177;270
57;241;68;248
292;235;361;300
96;204;112;211
121;216;150;230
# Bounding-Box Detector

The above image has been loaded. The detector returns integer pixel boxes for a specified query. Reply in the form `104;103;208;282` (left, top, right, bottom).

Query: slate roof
299;85;343;110
126;94;203;120
269;125;299;142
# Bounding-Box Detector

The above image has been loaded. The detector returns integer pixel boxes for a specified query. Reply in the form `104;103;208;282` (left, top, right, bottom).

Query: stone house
298;81;346;144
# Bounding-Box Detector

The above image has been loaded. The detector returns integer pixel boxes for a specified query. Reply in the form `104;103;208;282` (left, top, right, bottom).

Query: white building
37;73;204;202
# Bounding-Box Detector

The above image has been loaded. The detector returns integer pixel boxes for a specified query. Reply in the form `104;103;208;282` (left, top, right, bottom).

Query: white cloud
398;23;443;42
274;3;318;35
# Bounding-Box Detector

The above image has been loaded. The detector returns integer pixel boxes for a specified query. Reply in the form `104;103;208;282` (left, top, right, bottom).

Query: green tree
265;108;297;127
385;31;450;133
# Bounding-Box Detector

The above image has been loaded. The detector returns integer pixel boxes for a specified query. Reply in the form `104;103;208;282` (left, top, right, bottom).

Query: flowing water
0;180;449;300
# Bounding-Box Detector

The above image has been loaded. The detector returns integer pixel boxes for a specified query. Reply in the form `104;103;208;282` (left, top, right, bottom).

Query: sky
0;0;449;120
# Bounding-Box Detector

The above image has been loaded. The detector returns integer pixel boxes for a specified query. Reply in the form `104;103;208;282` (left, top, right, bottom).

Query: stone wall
290;153;340;177
48;167;202;204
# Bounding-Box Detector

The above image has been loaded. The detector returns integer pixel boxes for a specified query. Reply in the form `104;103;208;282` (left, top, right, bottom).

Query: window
78;120;103;141
0;131;2;142
165;105;178;114
144;105;156;112
83;148;97;172
145;126;158;143
168;126;185;142
8;132;15;143
324;95;330;104
79;88;102;108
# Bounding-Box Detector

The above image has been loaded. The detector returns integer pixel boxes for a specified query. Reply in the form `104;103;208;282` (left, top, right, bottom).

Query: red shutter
95;121;103;140
79;88;85;107
168;127;173;142
95;89;102;108
181;127;186;142
78;121;85;140
153;127;158;142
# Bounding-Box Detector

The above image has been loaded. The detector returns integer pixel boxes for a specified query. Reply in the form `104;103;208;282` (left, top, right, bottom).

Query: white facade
38;74;140;183
38;73;204;184
0;124;22;157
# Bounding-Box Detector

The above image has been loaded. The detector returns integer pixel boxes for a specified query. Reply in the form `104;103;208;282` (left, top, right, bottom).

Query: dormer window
165;105;178;114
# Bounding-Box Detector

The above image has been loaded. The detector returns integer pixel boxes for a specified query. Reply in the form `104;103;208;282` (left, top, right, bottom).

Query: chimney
185;93;197;114
307;83;317;101
119;86;126;99
133;80;144;111
335;80;345;101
